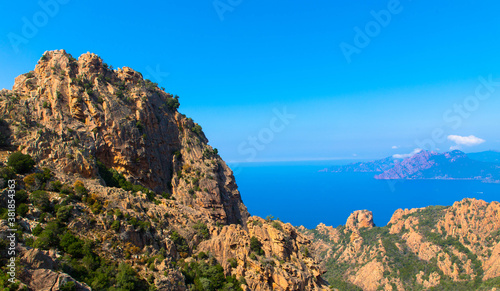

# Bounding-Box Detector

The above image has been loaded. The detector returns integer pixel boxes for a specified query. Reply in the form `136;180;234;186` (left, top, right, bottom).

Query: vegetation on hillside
304;205;500;290
0;152;245;290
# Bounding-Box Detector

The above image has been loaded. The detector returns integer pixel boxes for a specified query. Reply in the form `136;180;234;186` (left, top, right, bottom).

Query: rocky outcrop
315;223;341;243
346;210;375;231
198;217;329;291
19;247;90;290
22;269;91;291
302;198;500;290
0;49;248;226
21;248;58;270
349;261;384;290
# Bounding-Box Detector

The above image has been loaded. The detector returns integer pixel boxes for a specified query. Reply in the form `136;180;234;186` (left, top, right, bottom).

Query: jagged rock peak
1;50;249;225
346;210;375;231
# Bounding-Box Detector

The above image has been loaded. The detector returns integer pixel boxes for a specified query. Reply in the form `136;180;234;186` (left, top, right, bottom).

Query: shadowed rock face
1;49;248;225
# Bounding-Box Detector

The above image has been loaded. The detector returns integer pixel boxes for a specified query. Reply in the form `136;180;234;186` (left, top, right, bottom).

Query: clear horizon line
226;157;373;164
225;148;499;164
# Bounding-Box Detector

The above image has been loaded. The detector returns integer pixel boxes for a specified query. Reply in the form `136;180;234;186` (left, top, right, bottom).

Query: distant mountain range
330;150;500;183
330;156;401;173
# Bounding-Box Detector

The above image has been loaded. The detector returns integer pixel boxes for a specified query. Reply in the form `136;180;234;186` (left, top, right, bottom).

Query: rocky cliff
2;49;249;225
301;198;500;290
0;50;328;290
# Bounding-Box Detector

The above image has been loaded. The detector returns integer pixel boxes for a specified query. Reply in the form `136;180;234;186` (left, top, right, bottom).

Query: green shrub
144;79;158;90
8;152;35;174
193;222;210;240
38;213;47;222
271;221;283;231
161;192;172;199
32;224;43;236
91;200;102;214
0;166;15;181
181;260;243;291
191;124;202;135
114;209;123;219
17;203;29;217
48;180;63;192
42;167;53;179
34;221;63;249
202;148;218;159
115;263;140;290
249;253;257;260
197;251;208;260
251;220;263;227
25;237;34;247
250;236;264;255
15;189;28;204
73;180;87;196
136;121;144;132
166;96;180;110
59;232;84;258
23;173;45;191
111;220;120;232
115;89;124;98
97;161;141;192
0;208;7;220
60;184;73;194
171;231;189;254
56;206;73;222
228;258;237;268
30;190;51;212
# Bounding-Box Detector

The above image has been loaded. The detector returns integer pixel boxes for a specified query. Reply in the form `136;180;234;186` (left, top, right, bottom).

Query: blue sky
1;1;500;162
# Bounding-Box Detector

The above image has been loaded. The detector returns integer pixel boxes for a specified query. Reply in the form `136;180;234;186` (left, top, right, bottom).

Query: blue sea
229;161;500;229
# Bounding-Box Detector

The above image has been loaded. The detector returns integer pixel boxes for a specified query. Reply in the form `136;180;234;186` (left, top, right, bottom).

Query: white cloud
392;146;399;149
393;148;422;159
447;135;485;147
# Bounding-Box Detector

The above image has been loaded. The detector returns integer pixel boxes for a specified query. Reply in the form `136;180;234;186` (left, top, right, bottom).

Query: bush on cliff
166;95;180;110
30;190;51;212
181;259;243;291
250;236;264;255
171;231;189;255
8;152;35;174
